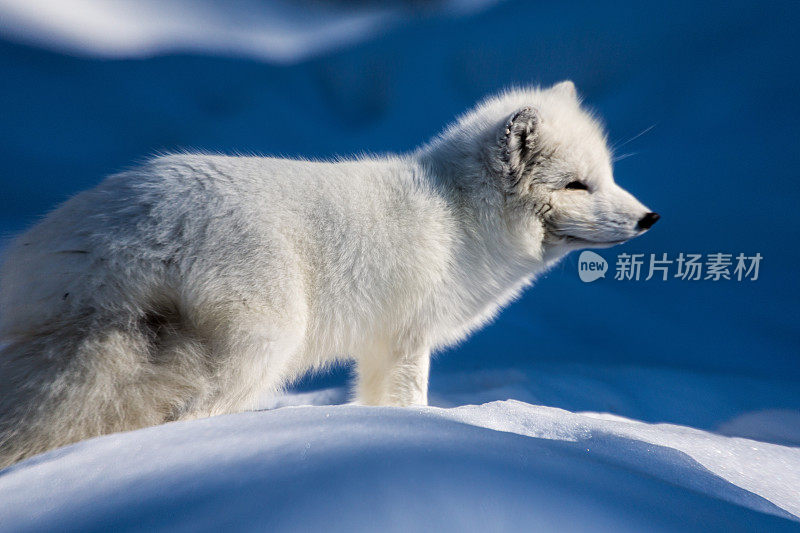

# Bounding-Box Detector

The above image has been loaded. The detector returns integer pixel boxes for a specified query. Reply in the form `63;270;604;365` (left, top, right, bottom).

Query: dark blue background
1;1;798;415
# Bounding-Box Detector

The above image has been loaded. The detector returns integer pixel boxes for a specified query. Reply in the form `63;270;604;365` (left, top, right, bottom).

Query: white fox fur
0;82;656;466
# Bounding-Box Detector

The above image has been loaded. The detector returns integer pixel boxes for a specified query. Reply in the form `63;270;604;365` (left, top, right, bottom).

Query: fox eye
564;181;588;191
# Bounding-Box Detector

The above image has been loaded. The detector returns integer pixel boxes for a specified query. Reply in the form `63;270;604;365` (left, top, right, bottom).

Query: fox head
419;82;658;262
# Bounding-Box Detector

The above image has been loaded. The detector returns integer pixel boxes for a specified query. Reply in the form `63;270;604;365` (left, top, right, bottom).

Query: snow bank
0;401;797;532
0;0;499;62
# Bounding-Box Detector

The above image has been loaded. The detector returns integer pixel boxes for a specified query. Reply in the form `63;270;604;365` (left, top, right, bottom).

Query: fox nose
637;212;660;230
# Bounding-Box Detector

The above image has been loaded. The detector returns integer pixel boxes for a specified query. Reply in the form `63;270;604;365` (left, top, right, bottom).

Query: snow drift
0;0;500;62
0;401;798;532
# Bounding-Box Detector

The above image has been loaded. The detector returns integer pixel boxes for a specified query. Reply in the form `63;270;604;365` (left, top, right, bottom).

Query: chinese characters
612;253;761;281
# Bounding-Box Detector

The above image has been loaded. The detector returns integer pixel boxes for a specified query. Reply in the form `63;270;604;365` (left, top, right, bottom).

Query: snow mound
0;401;797;532
716;410;800;447
0;0;500;63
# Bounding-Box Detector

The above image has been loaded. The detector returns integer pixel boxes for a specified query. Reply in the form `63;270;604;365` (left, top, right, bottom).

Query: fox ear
500;106;541;184
551;80;577;99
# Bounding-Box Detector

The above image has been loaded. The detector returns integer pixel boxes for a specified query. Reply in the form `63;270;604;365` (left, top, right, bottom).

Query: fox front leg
355;340;430;407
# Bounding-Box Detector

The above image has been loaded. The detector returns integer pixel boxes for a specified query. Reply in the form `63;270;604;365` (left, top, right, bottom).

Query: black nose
637;212;660;230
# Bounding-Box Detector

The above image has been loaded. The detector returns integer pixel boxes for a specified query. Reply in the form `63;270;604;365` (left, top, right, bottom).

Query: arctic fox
0;82;658;466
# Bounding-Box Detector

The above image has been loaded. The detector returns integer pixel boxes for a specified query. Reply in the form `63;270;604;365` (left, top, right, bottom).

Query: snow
717;410;800;447
0;0;500;62
1;0;799;530
1;401;798;532
4;368;799;530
